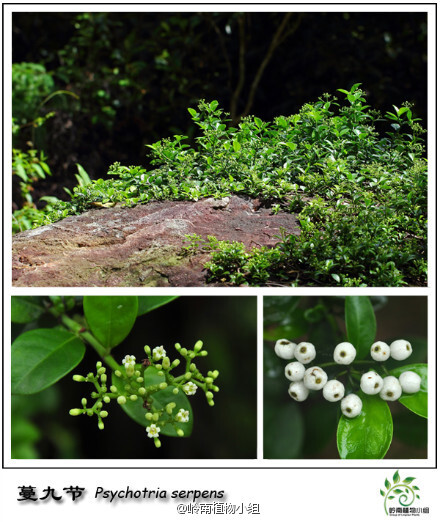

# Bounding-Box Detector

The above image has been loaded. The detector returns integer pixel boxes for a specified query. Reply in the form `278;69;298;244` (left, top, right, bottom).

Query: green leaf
187;107;197;118
83;296;138;349
11;329;86;394
233;140;241;153
137;296;178;316
345;296;376;359
143;365;166;387
380;489;385;497
112;368;193;437
390;364;427;418
337;393;392;459
393;470;401;484
209;100;219;111
11;296;45;323
394;488;403;494
385;478;391;489
403;477;416;484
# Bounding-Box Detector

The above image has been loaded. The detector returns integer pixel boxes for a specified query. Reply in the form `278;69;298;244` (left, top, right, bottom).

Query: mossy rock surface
12;196;299;287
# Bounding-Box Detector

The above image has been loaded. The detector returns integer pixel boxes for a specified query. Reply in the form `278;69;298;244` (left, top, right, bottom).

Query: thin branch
240;13;303;119
230;14;246;124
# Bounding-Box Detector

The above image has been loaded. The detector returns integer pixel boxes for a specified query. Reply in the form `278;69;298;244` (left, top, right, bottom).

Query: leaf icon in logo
385;478;391;489
393;471;400;484
403;477;416;484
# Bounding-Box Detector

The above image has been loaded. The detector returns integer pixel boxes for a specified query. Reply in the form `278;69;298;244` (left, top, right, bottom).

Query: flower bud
69;408;83;416
129;395;138;401
72;375;86;382
100;411;108;418
117;395;127;405
194;340;203;352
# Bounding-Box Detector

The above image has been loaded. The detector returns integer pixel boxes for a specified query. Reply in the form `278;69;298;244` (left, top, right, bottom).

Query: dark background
12;11;427;205
12;296;257;459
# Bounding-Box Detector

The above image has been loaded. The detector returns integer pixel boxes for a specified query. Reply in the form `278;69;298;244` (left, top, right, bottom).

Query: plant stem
60;314;120;371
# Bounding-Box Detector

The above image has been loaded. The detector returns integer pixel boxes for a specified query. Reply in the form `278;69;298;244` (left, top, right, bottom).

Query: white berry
379;376;402;401
288;381;309;402
399;371;421;394
274;339;296;360
284;361;306;382
341;394;363;418
333;342;356;365
303;366;328;390
294;342;316;364
370;341;390;361
390;340;412;361
360;371;384;395
322;380;345;402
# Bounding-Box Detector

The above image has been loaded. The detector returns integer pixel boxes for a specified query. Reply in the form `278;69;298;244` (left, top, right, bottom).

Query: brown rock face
12;196;300;287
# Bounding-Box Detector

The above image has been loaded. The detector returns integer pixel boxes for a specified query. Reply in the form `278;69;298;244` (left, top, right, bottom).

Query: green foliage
264;296;427;459
345;296;377;358
11;329;86;394
336;392;393;459
83;296;138;349
37;86;426;286
12;62;55;125
11;296;220;451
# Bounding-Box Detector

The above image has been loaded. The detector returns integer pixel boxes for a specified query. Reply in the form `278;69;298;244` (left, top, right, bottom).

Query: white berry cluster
274;337;421;420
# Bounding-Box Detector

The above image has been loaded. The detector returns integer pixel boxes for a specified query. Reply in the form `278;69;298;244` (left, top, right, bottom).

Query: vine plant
11;296;219;449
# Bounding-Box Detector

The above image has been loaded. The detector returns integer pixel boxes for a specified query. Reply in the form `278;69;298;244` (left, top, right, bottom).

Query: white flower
360;371;384;395
390;340;412;361
323;380;345;402
288;381;309;402
333;342;356;365
303;366;328;390
146;424;161;438
175;409;190;423
284;361;305;382
182;381;198;395
341;394;363;418
274;339;297;360
379;376;402;401
399;371;421;394
152;345;167;361
370;341;390;361
293;342;316;364
122;355;136;368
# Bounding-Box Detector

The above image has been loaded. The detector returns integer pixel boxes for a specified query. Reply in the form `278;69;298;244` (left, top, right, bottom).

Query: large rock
12;196;300;287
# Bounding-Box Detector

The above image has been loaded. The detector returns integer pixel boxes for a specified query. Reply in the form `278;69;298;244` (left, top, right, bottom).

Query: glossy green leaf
83;296;138;349
12;329;86;394
112;368;193;437
11;296;45;324
143;365;166;387
264;402;304;459
137;296;178;316
345;296;376;358
337;392;392;459
390;364;427;418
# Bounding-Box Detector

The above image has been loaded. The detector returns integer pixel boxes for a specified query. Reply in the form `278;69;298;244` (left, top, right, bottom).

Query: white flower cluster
275;337;421;419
